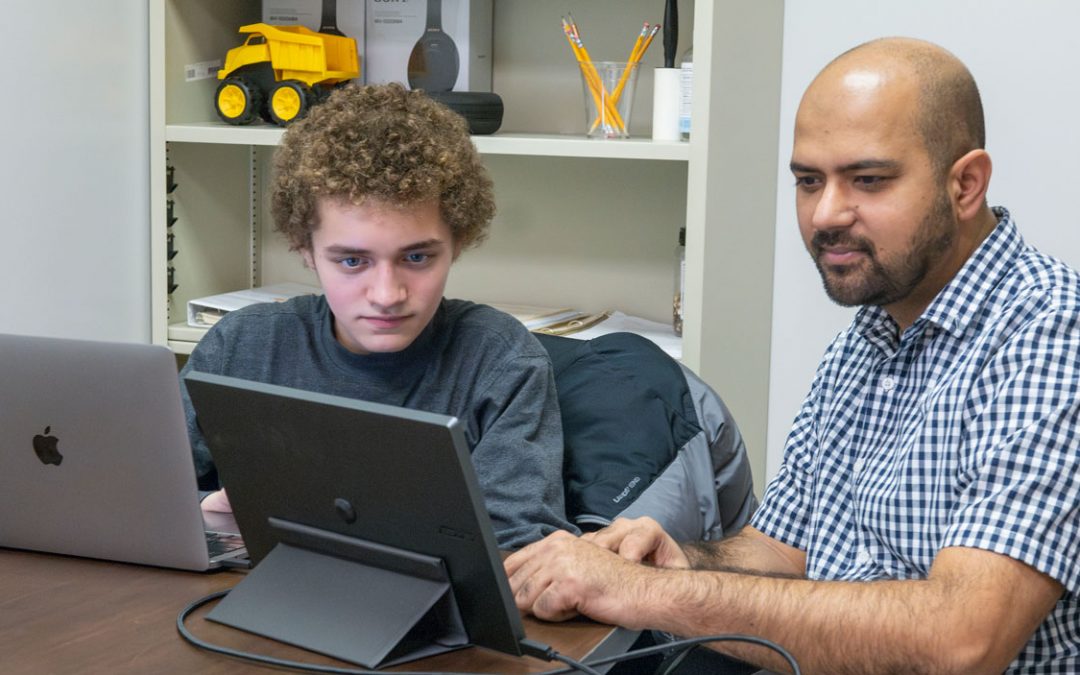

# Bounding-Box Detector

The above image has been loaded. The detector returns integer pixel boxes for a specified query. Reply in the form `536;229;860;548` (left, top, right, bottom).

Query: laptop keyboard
205;530;245;558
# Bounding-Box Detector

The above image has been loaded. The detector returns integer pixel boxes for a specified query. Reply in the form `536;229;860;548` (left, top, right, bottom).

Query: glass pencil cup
579;61;639;139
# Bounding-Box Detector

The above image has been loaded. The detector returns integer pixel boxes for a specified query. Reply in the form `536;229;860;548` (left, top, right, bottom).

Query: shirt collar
853;207;1022;343
318;296;444;371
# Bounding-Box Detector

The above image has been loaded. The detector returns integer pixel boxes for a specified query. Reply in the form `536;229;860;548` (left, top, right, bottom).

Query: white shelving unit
150;0;783;487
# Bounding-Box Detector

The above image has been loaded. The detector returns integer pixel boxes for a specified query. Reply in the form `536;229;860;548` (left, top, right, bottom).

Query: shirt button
881;376;896;391
853;458;866;475
857;547;873;565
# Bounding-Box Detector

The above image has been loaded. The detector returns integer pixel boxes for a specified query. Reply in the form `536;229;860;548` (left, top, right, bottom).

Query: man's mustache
811;229;874;256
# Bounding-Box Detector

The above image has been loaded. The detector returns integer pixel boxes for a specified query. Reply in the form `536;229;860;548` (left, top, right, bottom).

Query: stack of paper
186;283;322;328
488;303;681;360
488;304;609;334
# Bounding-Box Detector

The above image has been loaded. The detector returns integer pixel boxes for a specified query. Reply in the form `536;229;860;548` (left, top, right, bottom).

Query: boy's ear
301;248;315;269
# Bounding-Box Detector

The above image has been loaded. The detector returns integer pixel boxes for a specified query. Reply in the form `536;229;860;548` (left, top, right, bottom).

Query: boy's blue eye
405;252;430;264
341;257;361;268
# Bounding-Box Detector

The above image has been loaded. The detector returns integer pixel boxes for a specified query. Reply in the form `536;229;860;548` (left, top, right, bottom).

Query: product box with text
263;1;366;82
365;0;492;92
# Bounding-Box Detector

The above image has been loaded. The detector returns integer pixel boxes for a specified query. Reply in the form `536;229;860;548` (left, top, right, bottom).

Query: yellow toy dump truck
215;23;360;126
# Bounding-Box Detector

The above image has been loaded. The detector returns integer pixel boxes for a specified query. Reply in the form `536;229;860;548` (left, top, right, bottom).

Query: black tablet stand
206;517;467;668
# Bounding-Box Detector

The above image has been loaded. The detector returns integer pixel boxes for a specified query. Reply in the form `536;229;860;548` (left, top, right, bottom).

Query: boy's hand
200;488;232;513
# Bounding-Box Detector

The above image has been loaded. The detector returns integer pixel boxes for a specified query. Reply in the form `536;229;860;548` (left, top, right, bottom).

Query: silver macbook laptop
0;333;246;571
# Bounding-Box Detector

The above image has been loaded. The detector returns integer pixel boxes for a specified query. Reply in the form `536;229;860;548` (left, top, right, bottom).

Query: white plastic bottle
678;46;693;140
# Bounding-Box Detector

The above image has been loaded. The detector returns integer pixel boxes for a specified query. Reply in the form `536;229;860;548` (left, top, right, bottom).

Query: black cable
549;652;604;675
178;590;801;675
536;633;802;675
516;639;601;675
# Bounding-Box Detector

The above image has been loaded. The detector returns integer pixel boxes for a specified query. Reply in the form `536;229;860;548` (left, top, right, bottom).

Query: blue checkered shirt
754;208;1080;672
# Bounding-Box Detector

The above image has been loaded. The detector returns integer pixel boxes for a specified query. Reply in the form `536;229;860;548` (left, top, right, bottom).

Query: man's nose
812;182;857;230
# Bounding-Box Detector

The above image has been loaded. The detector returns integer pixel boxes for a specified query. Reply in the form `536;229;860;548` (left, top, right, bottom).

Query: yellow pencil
563;22;610;129
639;23;661;60
618;23;650;93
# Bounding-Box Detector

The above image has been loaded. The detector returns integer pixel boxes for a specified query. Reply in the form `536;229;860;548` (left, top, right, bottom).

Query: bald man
505;38;1080;674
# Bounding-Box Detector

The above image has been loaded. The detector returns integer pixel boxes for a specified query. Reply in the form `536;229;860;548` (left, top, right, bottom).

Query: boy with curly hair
180;83;576;548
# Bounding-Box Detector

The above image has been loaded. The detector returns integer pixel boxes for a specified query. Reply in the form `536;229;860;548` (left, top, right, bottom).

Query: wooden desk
0;549;637;674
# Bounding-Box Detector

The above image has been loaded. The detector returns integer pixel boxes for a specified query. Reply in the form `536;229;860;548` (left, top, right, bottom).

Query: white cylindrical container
652;67;681;141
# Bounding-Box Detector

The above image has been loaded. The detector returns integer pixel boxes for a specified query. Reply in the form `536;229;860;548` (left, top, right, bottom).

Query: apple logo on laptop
32;426;63;466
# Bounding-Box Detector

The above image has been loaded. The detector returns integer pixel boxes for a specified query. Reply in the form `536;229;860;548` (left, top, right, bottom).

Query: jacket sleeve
468;352;580;549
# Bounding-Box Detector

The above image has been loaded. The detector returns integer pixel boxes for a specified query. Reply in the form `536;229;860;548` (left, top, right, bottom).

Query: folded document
187;283;322;328
488;304;680;360
489;304;610;334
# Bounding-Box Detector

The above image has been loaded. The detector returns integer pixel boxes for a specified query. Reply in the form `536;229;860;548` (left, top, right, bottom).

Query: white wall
766;1;1080;478
0;1;149;342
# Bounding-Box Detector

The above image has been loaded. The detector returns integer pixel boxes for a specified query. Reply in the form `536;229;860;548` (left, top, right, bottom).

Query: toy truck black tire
268;80;313;126
214;77;264;125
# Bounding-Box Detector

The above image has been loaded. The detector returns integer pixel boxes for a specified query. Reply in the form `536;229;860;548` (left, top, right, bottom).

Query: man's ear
301;248;315;269
948;149;992;221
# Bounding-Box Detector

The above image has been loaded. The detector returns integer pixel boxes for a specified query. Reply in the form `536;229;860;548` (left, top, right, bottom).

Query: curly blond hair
271;83;494;252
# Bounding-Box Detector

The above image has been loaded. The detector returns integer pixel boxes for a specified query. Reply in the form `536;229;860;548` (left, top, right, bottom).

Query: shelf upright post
249;145;262;289
683;0;784;494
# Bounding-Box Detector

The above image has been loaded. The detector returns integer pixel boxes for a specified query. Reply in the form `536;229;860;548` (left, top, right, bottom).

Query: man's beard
811;190;956;308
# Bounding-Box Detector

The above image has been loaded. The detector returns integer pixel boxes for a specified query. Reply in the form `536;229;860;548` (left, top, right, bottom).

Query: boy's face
304;198;458;355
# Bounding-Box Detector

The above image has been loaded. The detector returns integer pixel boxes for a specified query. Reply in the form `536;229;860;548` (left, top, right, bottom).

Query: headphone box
364;0;493;92
262;1;366;83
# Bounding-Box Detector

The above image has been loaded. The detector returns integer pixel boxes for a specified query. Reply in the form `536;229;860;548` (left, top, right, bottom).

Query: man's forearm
668;531;982;672
508;530;1054;673
631;569;971;675
617;545;1061;675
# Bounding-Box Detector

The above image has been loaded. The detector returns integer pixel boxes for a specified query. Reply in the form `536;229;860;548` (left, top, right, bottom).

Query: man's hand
200;488;232;513
504;530;657;628
582;516;691;569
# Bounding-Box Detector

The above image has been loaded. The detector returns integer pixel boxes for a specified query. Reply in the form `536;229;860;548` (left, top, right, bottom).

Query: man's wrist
609;563;669;630
628;565;721;635
681;540;716;569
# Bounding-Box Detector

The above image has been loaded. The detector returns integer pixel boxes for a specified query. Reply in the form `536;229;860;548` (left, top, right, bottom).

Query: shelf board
168;321;208;353
166;123;284;146
474;134;689;161
168;340;197;356
165;123;690;161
